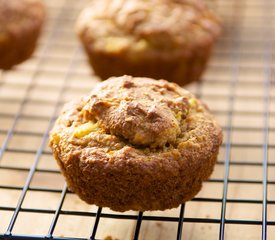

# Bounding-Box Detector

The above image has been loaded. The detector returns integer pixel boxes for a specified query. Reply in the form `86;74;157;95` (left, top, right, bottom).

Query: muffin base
83;44;212;85
0;28;41;69
51;139;219;212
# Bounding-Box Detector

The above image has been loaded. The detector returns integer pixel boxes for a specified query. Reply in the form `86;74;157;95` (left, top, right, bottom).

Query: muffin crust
50;76;223;211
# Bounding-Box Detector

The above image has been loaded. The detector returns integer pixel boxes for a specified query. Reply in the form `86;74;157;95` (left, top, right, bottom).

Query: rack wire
0;0;274;239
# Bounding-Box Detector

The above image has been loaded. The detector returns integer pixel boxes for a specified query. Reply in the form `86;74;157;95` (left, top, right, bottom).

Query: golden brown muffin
49;76;223;212
0;0;46;69
76;0;221;85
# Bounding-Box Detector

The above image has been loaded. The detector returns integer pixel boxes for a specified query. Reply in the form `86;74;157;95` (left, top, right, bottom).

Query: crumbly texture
50;76;223;212
76;0;221;85
0;0;46;69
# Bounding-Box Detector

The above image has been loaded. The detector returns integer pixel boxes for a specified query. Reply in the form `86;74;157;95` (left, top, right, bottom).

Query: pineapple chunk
105;37;130;53
188;98;197;108
133;39;148;52
74;122;99;138
175;111;182;121
51;132;60;143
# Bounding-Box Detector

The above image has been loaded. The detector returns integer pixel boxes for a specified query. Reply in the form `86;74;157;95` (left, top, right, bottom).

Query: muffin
49;75;223;212
76;0;221;85
0;0;46;69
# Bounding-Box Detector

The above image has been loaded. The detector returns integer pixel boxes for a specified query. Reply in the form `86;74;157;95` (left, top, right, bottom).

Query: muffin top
77;0;221;56
51;76;222;162
0;0;45;40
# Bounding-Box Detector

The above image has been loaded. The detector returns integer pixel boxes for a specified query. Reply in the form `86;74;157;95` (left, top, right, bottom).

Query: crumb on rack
104;236;119;240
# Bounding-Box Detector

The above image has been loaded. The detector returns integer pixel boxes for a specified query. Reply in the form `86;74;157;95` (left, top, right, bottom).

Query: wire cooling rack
0;0;274;239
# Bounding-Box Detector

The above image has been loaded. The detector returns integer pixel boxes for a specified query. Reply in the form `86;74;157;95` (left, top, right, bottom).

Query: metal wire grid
0;0;274;239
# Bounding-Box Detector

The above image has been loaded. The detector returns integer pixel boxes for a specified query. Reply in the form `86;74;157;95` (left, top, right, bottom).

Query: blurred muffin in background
0;0;46;69
76;0;221;85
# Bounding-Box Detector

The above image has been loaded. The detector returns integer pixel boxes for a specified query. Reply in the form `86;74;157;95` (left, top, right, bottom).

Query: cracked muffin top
51;76;222;159
76;0;221;56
